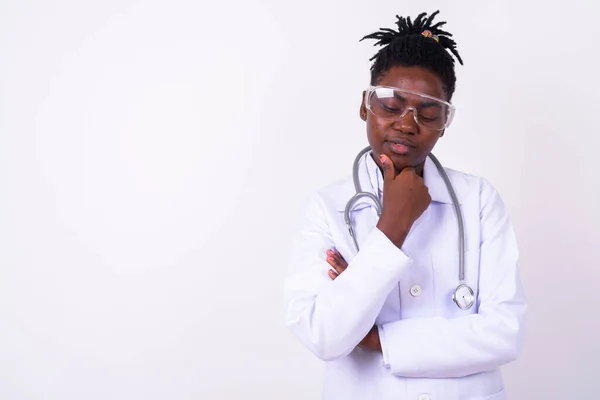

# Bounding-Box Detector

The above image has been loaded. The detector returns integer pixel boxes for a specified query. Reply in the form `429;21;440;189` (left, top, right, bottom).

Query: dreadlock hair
360;11;463;100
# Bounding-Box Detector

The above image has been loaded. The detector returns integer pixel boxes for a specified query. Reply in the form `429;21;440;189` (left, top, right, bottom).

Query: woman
284;11;527;400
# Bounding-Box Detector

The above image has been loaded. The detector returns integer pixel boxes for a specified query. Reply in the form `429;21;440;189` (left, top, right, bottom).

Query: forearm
285;228;409;360
379;294;526;378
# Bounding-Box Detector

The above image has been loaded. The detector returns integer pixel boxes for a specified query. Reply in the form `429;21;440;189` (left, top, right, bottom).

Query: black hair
360;11;463;100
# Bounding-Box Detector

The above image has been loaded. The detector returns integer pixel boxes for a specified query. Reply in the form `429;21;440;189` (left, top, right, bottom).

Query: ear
360;91;367;121
439;129;445;138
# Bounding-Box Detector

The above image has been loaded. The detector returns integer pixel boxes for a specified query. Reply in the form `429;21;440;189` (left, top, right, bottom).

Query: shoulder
443;166;508;221
290;176;355;234
307;175;356;214
444;166;499;202
303;165;503;213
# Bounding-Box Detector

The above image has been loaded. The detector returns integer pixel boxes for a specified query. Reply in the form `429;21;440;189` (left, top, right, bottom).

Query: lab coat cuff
342;227;412;294
380;320;423;376
367;227;412;267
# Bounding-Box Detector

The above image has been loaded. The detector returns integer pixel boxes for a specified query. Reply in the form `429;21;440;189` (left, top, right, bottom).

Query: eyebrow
391;94;442;109
419;102;443;109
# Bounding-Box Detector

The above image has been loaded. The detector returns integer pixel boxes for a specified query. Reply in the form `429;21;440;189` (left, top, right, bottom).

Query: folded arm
284;194;409;361
378;180;527;378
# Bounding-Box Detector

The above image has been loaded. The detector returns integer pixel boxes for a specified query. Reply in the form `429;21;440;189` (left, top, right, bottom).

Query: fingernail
379;155;386;164
327;249;333;255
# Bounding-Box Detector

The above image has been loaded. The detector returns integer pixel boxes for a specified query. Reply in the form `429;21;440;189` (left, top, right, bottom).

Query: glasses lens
368;87;451;130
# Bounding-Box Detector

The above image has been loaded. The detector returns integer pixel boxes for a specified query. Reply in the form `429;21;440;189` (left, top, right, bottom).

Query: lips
387;137;416;148
386;137;416;155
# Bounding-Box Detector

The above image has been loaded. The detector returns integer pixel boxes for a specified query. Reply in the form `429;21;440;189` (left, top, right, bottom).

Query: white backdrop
1;0;599;399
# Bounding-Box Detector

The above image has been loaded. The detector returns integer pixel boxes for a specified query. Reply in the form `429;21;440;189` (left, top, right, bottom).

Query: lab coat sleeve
379;180;527;378
284;193;411;361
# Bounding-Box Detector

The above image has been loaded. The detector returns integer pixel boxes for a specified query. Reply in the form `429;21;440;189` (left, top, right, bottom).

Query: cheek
416;136;442;160
425;133;442;149
365;121;390;161
366;117;387;140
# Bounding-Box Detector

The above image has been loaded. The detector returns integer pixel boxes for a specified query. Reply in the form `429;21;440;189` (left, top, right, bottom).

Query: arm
283;193;410;361
378;180;527;378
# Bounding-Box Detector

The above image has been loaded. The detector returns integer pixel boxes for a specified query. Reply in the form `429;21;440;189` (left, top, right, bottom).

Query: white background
1;0;599;399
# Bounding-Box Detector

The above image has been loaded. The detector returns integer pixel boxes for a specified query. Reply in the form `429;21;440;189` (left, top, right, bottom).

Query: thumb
379;154;396;183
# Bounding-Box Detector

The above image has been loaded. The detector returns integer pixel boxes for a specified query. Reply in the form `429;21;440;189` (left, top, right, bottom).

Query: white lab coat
284;152;527;400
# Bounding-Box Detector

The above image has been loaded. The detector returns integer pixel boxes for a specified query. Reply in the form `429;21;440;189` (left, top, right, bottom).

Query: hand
326;248;347;280
376;154;432;247
325;249;381;353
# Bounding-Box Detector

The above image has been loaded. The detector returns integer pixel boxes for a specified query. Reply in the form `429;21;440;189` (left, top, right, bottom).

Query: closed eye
380;104;403;113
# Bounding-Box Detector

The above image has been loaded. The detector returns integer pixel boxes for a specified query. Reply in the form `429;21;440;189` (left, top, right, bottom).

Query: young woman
284;11;526;400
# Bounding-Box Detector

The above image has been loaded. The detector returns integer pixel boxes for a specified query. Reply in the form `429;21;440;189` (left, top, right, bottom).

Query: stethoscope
344;146;475;310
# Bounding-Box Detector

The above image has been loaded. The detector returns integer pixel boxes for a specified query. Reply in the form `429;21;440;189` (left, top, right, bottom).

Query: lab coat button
410;285;422;297
418;395;431;400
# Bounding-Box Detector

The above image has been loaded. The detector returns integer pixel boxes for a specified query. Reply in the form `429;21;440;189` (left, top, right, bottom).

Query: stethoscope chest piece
452;283;475;310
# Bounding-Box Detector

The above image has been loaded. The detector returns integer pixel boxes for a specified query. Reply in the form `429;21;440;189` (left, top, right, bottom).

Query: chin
388;154;414;167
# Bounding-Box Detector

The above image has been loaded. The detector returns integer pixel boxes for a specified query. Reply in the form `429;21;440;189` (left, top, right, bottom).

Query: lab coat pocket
430;244;477;317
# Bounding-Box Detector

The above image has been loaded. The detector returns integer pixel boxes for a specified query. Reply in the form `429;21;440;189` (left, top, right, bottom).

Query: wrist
376;221;409;248
358;326;382;353
373;326;382;353
369;326;382;353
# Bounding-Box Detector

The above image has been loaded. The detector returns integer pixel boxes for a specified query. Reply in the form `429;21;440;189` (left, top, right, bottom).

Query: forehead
376;65;446;100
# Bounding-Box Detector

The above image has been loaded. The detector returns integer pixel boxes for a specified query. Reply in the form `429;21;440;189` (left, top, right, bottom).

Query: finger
328;251;347;270
379;154;397;183
399;166;416;177
327;254;346;275
328;269;338;280
326;249;337;267
326;255;337;268
332;252;348;269
332;262;345;275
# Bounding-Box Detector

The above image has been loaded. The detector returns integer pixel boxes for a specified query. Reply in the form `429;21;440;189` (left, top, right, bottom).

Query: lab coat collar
333;151;458;212
336;151;381;212
423;155;456;205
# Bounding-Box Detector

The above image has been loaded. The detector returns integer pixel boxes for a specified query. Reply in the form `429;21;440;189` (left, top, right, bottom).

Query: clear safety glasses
364;85;456;131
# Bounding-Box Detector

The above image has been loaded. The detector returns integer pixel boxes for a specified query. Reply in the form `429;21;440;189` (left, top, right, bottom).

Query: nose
391;106;419;135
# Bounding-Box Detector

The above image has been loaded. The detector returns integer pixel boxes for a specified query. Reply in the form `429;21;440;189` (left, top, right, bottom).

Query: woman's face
360;65;448;175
